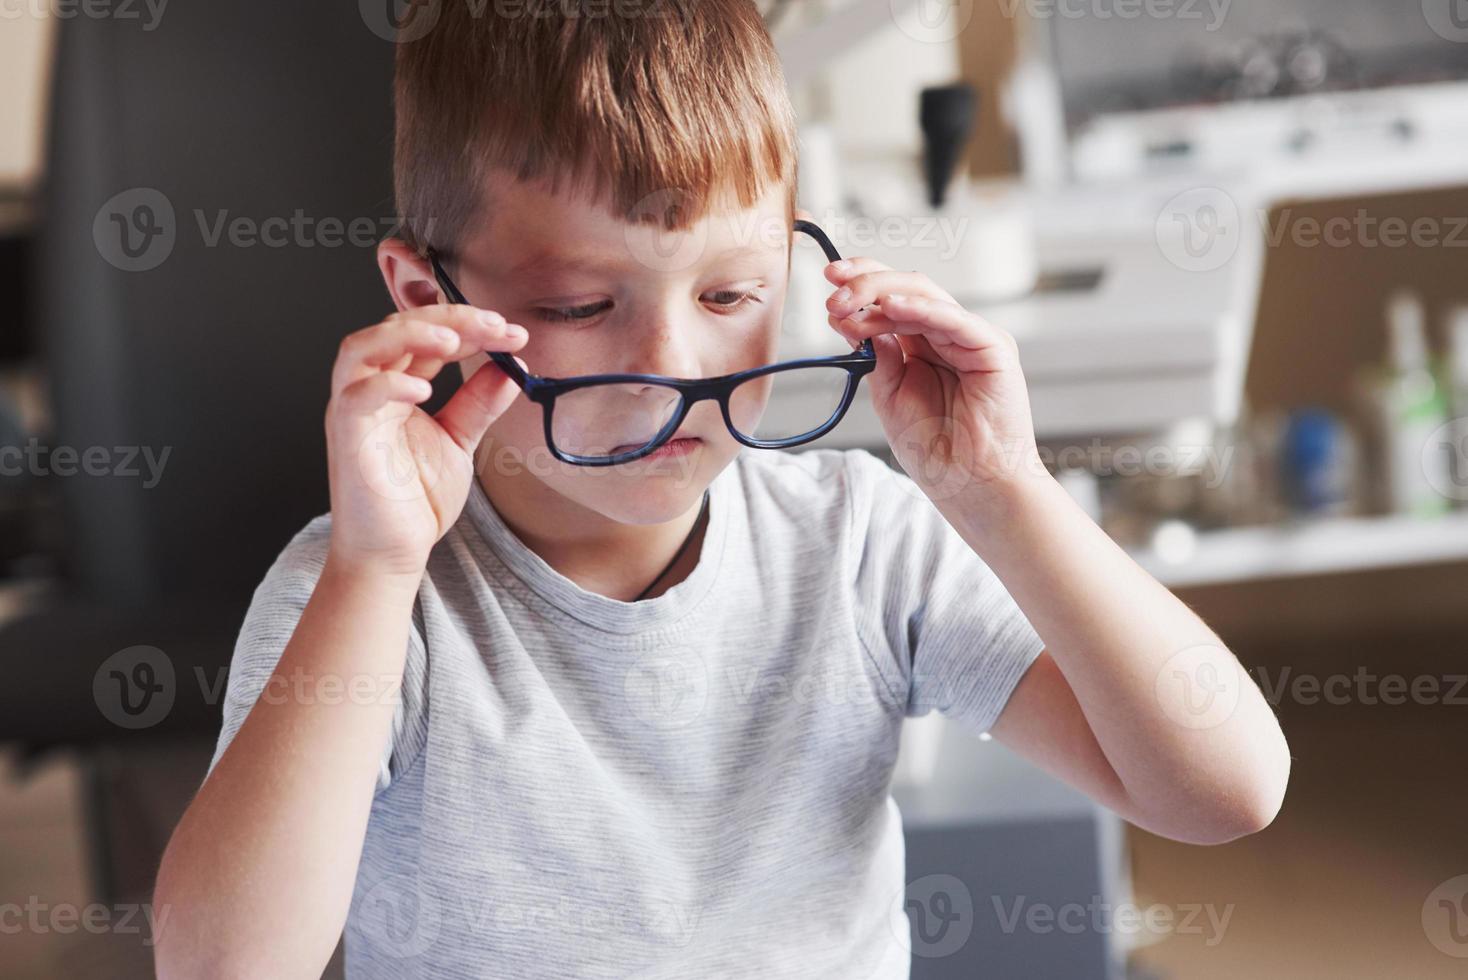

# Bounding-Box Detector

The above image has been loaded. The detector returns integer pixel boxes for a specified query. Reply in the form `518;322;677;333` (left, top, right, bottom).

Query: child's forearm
943;471;1291;844
154;553;422;979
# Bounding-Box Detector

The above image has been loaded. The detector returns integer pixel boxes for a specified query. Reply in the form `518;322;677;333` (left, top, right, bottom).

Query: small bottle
1279;407;1358;518
1444;306;1468;507
1375;291;1451;517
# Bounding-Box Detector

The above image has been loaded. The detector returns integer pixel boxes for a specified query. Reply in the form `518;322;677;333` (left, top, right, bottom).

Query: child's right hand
324;304;528;578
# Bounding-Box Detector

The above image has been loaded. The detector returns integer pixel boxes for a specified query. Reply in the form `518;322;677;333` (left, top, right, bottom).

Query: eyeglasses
427;218;876;467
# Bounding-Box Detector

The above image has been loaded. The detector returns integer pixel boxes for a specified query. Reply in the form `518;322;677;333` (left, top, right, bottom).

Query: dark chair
0;4;400;903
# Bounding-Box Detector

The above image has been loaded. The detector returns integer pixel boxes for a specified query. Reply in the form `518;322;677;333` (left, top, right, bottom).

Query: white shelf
1131;510;1468;589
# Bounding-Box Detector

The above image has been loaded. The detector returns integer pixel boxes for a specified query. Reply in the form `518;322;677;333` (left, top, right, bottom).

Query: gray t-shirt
206;447;1046;979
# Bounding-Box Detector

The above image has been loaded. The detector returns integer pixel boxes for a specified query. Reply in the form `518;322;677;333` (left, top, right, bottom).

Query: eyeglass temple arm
794;218;842;262
793;219;875;357
426;249;531;389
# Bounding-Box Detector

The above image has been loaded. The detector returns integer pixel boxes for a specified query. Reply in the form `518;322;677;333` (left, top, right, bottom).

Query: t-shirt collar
461;455;738;634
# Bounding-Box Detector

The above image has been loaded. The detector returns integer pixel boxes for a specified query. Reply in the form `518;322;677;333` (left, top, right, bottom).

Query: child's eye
704;289;758;311
536;300;612;323
535;289;758;322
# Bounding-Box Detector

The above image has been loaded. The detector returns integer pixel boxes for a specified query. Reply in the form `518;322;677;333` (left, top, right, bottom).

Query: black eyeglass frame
427;218;876;467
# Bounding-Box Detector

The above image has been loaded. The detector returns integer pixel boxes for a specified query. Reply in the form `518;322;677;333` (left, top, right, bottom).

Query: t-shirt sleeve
845;448;1046;736
202;515;427;795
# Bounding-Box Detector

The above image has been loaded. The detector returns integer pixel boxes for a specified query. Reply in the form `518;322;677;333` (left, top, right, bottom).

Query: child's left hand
825;257;1045;500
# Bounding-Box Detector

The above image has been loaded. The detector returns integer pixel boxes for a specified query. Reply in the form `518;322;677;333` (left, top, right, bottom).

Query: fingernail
831;286;852;303
831;260;851;273
478;309;505;326
506;324;528;339
436;327;459;345
886;293;904;302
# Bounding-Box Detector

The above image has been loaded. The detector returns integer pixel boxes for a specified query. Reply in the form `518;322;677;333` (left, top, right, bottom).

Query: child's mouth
614;437;702;460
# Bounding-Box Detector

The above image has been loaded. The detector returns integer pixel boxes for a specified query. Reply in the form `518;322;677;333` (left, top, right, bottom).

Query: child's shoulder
250;513;334;603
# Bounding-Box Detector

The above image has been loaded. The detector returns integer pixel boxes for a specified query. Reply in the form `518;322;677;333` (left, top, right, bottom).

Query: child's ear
377;237;442;312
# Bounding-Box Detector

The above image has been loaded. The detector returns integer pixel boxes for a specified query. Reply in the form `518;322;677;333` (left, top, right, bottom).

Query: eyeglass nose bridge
632;373;748;453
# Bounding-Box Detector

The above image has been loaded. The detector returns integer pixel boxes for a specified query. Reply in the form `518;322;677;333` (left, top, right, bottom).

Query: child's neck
474;469;710;602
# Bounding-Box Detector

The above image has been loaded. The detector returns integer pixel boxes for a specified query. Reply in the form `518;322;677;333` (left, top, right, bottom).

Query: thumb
434;358;523;453
868;333;905;406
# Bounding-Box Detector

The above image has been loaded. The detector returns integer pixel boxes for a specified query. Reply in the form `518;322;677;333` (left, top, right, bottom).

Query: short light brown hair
393;0;799;257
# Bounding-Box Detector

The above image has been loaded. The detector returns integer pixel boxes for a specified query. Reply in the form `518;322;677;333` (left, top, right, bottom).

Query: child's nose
631;314;704;380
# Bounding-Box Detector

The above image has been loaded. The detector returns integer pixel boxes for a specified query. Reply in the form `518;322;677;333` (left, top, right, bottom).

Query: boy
154;2;1289;977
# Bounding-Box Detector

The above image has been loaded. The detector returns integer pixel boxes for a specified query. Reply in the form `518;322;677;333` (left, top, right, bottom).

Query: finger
834;295;1004;350
868;332;906;405
394;321;530;382
333;371;434;420
395;316;528;367
831;300;1016;374
434;357;522;454
387;303;510;334
825;270;950;319
334;316;480;392
899;330;949;368
823;256;893;284
335;316;526;393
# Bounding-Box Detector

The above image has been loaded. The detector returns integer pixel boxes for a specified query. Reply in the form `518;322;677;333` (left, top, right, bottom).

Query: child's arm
951;472;1287;844
825;259;1290;845
154;303;527;978
154;558;421;977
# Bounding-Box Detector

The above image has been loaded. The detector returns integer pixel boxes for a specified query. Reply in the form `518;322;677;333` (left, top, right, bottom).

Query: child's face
452;172;794;525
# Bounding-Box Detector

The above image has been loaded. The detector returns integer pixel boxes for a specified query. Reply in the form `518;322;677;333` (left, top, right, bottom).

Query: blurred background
2;1;1468;976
